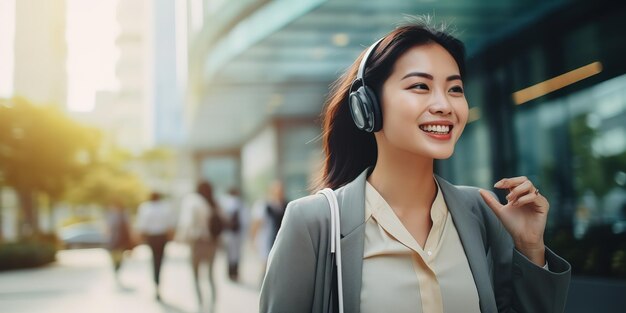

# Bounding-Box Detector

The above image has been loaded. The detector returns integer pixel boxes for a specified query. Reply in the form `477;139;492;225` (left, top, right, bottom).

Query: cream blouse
360;180;481;313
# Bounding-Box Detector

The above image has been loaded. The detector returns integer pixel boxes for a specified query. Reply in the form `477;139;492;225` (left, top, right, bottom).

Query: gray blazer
260;169;571;313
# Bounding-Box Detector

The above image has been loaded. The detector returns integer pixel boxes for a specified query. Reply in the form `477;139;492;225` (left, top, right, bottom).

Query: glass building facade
438;3;626;282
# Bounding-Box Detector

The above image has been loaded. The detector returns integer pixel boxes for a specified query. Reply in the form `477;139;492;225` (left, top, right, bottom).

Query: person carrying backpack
176;180;225;311
251;180;287;278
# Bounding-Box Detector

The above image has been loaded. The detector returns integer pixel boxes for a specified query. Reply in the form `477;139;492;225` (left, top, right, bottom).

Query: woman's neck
367;147;437;213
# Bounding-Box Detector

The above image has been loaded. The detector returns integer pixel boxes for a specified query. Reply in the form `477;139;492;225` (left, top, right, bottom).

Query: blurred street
1;0;626;312
0;242;262;313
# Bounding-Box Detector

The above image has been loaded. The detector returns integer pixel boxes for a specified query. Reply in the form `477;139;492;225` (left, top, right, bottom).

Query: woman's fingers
494;176;528;189
479;189;504;216
510;191;540;207
506;180;534;204
494;176;540;205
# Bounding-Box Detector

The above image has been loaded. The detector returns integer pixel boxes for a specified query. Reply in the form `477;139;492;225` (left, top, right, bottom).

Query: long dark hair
314;18;466;190
197;181;219;214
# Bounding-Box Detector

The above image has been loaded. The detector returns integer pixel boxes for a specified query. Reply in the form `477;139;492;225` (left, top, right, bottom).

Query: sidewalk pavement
0;241;263;313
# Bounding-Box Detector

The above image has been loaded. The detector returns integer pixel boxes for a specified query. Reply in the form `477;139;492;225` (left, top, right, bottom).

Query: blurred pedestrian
105;198;134;283
176;181;226;311
251;180;286;272
136;192;175;301
221;187;245;281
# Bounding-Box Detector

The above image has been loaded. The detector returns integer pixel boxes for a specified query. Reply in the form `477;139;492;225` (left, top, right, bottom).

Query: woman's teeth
419;125;450;134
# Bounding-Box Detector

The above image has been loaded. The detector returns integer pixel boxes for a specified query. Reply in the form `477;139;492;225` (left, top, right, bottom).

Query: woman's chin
431;149;455;160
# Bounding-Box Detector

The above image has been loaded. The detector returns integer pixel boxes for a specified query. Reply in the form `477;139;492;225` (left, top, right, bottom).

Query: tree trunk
17;188;38;238
48;200;56;233
0;187;4;242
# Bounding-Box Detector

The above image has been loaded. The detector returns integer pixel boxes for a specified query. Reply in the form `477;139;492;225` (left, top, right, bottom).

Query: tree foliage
0;97;99;197
63;162;148;212
0;97;149;236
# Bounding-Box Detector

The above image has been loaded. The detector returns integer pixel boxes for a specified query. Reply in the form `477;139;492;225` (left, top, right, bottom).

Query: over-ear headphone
348;37;385;132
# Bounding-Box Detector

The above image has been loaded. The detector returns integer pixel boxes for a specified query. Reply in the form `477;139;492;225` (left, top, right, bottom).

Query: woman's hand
479;176;548;267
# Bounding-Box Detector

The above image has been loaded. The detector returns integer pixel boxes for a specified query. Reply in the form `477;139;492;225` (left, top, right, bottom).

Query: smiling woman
260;17;572;313
66;0;120;112
377;43;468;160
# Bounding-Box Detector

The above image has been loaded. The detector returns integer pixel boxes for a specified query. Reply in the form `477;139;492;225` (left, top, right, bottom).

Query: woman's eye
449;86;464;93
410;83;429;90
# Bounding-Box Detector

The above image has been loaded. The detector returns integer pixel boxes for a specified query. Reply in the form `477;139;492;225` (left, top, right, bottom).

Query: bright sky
0;0;15;98
0;0;119;109
66;0;120;112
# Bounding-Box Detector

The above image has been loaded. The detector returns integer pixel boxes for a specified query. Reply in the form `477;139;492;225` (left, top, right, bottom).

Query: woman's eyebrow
402;72;433;80
447;74;462;82
401;72;462;82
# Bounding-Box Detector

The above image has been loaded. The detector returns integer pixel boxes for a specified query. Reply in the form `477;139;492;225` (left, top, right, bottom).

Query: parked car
58;222;107;249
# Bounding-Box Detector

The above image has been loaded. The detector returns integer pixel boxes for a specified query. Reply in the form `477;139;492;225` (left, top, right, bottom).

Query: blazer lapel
435;176;497;313
337;169;368;313
333;170;498;313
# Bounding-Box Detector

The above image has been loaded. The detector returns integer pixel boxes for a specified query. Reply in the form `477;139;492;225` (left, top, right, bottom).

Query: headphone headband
354;37;385;89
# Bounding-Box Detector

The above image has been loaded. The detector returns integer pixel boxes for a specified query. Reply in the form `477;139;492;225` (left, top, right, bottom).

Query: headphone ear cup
349;88;370;131
363;85;382;132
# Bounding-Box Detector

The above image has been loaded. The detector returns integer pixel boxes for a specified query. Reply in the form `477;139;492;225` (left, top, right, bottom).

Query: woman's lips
419;123;453;140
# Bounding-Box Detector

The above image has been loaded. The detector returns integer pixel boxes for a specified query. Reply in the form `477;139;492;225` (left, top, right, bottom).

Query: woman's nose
429;91;453;115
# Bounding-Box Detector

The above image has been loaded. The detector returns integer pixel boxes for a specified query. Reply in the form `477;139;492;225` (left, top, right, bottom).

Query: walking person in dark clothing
105;198;134;284
222;187;245;281
136;192;175;301
251;180;287;278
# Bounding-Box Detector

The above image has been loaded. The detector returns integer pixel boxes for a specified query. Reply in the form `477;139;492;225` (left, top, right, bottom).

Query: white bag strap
317;188;344;313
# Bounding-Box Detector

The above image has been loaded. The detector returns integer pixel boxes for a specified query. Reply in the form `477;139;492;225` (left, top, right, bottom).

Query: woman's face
377;42;468;160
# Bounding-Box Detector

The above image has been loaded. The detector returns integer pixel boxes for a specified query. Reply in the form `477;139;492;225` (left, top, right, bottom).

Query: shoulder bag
317;188;344;313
